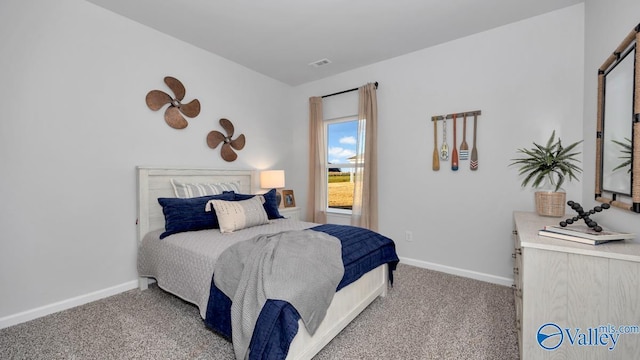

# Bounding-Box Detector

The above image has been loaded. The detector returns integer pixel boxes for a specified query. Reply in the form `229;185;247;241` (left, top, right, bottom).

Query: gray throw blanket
214;230;344;360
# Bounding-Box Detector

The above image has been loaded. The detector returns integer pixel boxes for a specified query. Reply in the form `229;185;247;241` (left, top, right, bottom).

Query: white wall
0;1;593;327
0;0;293;325
582;1;640;233
291;4;585;284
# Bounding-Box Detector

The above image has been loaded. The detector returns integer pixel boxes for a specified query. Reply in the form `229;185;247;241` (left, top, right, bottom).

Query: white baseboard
1;261;512;330
399;256;514;287
0;280;139;330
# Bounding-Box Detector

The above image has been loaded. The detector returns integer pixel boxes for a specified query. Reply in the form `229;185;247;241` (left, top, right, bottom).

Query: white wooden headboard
136;166;255;244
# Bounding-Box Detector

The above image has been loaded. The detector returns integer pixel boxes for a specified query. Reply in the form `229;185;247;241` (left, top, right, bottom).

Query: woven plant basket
535;191;566;217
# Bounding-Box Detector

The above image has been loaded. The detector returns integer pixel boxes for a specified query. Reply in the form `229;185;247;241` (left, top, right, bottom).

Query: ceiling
86;0;583;86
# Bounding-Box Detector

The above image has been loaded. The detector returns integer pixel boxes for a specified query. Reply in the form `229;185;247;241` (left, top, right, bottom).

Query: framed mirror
595;24;640;213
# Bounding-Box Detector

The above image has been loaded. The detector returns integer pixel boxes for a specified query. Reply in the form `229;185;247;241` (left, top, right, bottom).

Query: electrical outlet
405;230;413;242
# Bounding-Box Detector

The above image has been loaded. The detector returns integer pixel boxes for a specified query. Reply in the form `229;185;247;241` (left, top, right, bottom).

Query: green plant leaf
611;138;632;173
509;130;582;191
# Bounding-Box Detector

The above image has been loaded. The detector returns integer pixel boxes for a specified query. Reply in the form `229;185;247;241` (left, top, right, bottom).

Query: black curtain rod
321;82;378;98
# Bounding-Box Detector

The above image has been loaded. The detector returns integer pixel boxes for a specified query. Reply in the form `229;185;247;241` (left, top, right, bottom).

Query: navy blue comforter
204;224;399;360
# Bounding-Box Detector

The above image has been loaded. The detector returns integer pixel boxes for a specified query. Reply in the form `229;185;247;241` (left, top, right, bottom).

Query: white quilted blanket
137;219;317;318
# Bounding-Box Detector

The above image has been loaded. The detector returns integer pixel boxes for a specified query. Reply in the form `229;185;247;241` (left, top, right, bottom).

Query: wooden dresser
513;211;640;359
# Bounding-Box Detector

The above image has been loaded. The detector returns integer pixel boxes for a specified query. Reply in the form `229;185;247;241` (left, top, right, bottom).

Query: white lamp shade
260;170;285;189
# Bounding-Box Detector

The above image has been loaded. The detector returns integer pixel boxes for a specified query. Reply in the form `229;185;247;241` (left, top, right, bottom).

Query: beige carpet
0;264;518;359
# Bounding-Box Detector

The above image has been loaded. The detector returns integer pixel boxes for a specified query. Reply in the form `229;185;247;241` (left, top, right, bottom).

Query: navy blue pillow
158;192;235;239
227;189;284;220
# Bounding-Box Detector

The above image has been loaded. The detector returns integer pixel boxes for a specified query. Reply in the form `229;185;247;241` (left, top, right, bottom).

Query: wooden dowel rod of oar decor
431;110;481;121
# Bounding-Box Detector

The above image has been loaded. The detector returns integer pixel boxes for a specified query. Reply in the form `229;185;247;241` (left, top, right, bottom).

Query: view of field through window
326;119;358;210
328;172;354;209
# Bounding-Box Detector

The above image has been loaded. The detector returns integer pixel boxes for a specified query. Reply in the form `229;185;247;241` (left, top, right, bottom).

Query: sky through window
327;120;357;164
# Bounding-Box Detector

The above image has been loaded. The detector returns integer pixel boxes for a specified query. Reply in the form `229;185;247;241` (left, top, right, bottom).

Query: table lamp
260;170;285;207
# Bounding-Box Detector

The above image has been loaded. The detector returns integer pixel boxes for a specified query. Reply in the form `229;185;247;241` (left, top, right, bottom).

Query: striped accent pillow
205;197;269;233
171;179;240;198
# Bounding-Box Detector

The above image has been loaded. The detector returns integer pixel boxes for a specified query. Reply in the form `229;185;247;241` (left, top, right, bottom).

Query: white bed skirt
286;263;388;360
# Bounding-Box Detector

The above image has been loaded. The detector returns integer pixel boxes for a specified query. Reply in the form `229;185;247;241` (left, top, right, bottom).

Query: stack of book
538;224;635;245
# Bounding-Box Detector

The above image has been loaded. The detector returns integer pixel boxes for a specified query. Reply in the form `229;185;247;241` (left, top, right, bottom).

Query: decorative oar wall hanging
207;118;246;162
431;110;481;171
145;76;201;129
432;121;440;171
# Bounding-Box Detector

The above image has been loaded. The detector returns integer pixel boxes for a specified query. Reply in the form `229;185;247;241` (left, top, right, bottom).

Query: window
325;116;363;212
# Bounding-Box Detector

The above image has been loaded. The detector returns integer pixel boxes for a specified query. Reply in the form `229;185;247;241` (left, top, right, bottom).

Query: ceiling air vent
309;58;332;67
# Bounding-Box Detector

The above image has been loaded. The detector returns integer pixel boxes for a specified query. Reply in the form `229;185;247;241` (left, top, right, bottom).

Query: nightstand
279;207;300;220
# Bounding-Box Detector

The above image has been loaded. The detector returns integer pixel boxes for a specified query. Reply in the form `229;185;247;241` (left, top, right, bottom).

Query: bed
136;166;399;359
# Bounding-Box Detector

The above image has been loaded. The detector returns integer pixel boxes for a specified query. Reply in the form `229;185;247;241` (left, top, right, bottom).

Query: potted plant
510;130;582;217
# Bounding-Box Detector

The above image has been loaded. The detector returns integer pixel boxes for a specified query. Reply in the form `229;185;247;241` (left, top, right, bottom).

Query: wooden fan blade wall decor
207;118;246;162
145;76;200;129
163;76;186;101
220;118;235;136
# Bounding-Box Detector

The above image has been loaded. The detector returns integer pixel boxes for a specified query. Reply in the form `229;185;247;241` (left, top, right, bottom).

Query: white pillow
206;197;269;233
171;179;240;198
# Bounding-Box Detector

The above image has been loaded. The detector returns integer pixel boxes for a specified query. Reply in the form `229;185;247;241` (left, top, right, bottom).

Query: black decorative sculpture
559;201;611;232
